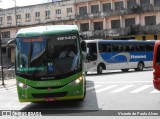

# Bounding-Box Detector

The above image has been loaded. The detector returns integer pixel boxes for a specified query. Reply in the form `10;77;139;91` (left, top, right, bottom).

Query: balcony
75;0;95;4
75;14;89;20
103;9;132;17
80;25;160;39
80;28;131;39
76;5;160;20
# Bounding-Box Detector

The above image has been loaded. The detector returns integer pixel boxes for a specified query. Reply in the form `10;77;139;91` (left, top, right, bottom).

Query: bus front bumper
17;80;85;102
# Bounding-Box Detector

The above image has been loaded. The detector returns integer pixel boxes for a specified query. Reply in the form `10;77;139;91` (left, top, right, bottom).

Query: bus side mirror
81;41;86;52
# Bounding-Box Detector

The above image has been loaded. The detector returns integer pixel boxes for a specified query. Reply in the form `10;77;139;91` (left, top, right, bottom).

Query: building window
2;31;10;38
125;18;135;27
111;20;120;28
145;16;156;25
154;0;160;6
80;23;89;31
94;22;103;30
103;3;111;12
140;0;150;7
79;6;87;15
45;11;50;19
56;9;61;15
115;1;124;10
67;8;72;13
35;12;40;21
127;0;137;9
0;17;3;25
25;13;31;22
7;16;12;24
16;15;21;23
91;5;99;13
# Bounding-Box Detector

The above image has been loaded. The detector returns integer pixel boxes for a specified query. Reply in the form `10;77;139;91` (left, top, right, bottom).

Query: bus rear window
156;45;160;64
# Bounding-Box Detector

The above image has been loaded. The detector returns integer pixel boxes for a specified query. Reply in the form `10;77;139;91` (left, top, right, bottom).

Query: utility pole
0;29;4;85
13;0;17;33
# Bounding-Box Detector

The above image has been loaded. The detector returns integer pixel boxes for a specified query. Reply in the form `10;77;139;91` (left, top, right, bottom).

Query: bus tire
97;64;103;74
135;62;144;71
121;69;129;72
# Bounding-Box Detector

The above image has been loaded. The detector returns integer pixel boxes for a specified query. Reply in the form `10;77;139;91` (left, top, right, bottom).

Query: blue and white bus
85;40;155;74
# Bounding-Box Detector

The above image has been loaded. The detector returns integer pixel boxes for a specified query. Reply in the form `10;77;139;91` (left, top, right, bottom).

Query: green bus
15;25;86;102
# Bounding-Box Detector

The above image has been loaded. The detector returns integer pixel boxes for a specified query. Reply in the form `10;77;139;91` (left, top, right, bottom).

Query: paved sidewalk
0;79;16;89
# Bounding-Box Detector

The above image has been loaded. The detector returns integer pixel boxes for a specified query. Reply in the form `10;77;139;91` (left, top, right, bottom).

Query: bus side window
139;44;145;51
106;44;111;52
146;44;154;51
112;44;118;52
118;44;123;52
99;44;105;53
112;44;122;52
156;45;160;64
135;44;145;51
123;45;129;52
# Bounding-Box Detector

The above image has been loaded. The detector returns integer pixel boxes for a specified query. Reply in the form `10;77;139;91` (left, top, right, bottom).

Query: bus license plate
45;98;56;102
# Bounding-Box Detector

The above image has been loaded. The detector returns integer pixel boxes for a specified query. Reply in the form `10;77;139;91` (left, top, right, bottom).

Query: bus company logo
57;36;77;40
131;55;146;59
36;82;61;86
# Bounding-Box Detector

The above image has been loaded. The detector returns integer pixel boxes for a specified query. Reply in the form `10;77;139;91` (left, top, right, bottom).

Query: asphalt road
0;68;160;117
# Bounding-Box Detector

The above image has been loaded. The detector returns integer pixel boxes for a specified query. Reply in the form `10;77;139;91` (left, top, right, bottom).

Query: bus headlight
17;81;28;89
69;76;83;85
75;76;83;84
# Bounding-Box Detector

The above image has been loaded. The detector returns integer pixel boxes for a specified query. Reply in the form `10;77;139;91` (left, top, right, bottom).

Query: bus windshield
16;34;80;77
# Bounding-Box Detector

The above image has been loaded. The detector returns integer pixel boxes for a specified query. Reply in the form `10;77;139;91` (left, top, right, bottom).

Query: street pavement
0;78;16;89
1;69;160;118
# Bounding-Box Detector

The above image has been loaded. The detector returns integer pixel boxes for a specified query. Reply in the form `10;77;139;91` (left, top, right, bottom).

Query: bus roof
85;39;155;44
16;25;79;37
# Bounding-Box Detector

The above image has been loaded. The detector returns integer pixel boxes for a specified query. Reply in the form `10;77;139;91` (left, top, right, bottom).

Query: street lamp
12;0;17;33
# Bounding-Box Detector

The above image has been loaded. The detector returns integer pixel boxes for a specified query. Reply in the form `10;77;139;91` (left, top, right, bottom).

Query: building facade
75;0;160;40
0;0;160;65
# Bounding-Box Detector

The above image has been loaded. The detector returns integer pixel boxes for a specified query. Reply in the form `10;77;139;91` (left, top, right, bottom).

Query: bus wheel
97;64;103;74
135;62;144;71
121;69;129;72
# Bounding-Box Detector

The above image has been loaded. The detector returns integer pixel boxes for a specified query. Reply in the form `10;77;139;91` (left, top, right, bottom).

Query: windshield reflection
16;35;81;77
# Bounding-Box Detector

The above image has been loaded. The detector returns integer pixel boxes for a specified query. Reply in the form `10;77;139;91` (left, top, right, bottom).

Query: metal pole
0;29;4;85
13;0;17;33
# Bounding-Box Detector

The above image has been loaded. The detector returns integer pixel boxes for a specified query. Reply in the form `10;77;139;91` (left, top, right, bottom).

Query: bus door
153;41;160;91
86;43;97;71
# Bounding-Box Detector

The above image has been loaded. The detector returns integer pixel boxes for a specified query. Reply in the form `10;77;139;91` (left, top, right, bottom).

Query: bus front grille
32;92;68;98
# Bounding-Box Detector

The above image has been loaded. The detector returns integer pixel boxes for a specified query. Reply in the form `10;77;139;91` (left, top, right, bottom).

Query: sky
0;0;52;9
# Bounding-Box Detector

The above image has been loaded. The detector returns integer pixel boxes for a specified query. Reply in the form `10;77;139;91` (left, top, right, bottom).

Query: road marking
150;89;160;93
86;85;102;91
95;85;118;93
111;85;134;93
130;85;152;93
